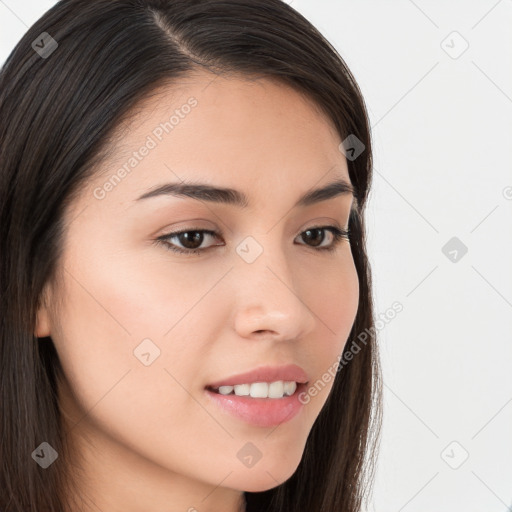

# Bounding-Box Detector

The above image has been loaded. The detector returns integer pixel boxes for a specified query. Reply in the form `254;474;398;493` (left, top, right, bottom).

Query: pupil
179;231;203;249
304;228;324;247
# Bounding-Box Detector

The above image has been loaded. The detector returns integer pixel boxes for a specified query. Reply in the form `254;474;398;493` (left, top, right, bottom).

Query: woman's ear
34;284;52;338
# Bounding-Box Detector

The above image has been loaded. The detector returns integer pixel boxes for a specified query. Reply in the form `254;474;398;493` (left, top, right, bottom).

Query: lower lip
204;384;307;428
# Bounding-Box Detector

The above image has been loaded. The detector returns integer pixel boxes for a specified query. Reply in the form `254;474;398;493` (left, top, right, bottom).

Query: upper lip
206;364;309;388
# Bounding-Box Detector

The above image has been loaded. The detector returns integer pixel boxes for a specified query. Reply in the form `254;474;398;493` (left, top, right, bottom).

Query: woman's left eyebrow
135;177;356;209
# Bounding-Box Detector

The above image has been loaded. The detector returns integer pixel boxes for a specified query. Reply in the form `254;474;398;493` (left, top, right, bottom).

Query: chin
231;457;302;493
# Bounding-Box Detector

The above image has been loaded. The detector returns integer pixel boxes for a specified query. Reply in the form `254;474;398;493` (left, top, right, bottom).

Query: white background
1;1;511;511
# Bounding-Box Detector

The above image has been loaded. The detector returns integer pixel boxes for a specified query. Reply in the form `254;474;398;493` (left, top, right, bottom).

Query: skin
35;70;359;512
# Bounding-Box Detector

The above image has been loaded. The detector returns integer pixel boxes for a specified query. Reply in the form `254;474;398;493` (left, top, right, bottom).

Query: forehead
81;70;351;210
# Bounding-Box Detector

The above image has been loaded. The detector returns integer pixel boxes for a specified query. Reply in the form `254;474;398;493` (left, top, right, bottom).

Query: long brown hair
0;1;382;510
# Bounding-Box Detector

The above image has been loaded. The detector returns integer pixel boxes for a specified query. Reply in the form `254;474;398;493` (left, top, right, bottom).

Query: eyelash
155;225;350;256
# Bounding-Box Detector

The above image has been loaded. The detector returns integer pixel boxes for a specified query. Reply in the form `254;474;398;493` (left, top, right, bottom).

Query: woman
0;1;382;511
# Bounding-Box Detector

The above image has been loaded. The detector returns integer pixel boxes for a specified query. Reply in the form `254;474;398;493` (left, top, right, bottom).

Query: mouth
204;379;309;428
203;364;309;426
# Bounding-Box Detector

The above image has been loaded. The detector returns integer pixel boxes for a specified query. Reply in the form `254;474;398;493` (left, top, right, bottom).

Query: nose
231;237;316;342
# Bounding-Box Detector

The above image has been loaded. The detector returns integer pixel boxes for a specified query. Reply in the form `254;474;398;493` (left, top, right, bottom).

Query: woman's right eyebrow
134;177;356;209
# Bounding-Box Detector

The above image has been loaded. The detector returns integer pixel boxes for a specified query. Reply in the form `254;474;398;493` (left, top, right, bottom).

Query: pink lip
204;382;307;427
206;364;309;388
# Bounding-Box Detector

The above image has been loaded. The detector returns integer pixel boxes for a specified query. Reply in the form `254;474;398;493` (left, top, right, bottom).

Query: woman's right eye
155;229;222;256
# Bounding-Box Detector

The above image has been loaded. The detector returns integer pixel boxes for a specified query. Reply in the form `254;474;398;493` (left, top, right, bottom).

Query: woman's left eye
155;225;350;256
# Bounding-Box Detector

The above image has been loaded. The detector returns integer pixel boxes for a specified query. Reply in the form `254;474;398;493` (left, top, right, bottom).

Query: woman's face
36;71;359;510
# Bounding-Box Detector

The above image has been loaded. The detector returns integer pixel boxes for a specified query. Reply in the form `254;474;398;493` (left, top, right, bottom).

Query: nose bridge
231;232;315;340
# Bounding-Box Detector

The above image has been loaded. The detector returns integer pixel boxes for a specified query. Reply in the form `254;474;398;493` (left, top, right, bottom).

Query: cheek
307;249;359;347
57;235;222;349
298;251;359;413
49;257;221;477
49;245;215;438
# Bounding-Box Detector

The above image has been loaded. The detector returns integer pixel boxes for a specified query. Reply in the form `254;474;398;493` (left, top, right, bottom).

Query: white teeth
218;385;234;395
213;381;298;398
249;382;268;398
284;381;297;396
268;380;284;398
233;383;250;396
